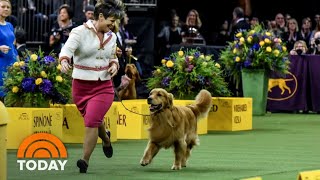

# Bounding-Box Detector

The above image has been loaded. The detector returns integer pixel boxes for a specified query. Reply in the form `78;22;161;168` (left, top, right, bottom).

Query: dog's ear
167;93;174;108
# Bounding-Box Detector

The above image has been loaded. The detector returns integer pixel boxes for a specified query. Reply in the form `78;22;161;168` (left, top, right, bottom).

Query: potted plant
219;25;290;115
2;49;72;107
147;48;231;99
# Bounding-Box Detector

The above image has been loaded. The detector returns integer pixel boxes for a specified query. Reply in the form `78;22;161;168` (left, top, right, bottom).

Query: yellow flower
188;56;194;61
56;76;63;82
161;59;167;64
239;37;245;43
264;38;271;44
265;32;271;36
259;41;265;46
266;46;272;52
247;36;253;43
41;71;47;78
12;86;19;93
282;46;287;52
215;63;221;68
235;57;240;62
178;50;184;57
57;64;62;70
199;54;205;59
273;49;280;57
19;61;25;66
249;30;255;35
156;69;161;73
13;62;20;67
233;48;238;54
30;54;38;61
202;62;207;67
35;78;43;85
205;55;211;61
235;32;242;38
166;60;174;68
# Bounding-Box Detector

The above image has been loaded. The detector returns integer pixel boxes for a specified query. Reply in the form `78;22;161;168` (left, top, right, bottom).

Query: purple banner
267;55;320;112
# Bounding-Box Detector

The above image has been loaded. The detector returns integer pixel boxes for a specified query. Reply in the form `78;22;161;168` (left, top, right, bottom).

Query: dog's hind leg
172;140;187;170
182;137;197;168
140;141;160;166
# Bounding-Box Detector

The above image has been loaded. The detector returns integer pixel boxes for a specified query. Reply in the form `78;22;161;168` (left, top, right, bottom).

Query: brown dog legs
172;140;187;170
140;141;160;166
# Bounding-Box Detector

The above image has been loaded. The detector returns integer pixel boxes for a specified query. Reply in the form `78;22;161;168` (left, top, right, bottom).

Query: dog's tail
189;89;212;120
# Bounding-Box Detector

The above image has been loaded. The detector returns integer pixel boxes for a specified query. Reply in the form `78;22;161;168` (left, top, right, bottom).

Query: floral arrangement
2;49;72;107
147;49;231;99
219;25;290;77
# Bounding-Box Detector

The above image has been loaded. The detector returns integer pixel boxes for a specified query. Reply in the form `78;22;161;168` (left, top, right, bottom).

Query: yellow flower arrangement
2;49;71;107
220;25;290;77
147;49;231;99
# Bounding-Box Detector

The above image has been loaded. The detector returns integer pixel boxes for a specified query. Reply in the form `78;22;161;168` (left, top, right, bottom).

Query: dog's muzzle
147;98;162;112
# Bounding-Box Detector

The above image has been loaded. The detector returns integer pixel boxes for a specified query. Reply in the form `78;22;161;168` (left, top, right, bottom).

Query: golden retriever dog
118;63;141;100
268;78;293;95
140;88;212;170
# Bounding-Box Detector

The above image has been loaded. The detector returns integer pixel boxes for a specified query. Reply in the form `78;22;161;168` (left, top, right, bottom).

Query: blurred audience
48;4;77;55
15;27;28;58
157;13;182;58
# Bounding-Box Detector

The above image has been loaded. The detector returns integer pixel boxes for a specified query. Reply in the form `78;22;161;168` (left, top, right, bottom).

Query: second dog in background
118;63;141;100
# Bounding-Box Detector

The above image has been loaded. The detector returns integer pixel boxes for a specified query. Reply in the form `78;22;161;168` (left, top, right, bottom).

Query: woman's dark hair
59;4;74;19
94;0;125;20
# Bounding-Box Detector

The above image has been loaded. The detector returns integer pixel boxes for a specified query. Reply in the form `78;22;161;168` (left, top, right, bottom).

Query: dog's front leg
140;141;160;166
172;140;187;170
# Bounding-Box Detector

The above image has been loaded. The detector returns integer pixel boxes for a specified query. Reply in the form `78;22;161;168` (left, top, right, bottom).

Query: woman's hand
108;63;118;78
61;59;71;73
0;45;10;54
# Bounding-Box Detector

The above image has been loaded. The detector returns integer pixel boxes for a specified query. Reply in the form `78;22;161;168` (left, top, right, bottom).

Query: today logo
16;133;68;171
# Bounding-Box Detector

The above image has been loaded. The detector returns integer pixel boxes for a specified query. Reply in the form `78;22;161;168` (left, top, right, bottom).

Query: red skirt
72;79;114;127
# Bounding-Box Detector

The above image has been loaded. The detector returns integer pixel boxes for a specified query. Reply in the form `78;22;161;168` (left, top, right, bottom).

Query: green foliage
2;49;72;107
219;25;290;78
147;49;232;99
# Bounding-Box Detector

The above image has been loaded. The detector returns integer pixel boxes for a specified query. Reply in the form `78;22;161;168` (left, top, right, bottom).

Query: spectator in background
290;40;308;55
299;17;312;49
48;4;77;55
274;13;287;39
250;16;259;28
84;5;94;21
157;13;182;58
283;18;300;52
230;7;251;40
0;0;18;101
181;9;206;45
78;4;95;24
215;20;229;46
313;14;320;30
309;31;320;54
15;27;28;58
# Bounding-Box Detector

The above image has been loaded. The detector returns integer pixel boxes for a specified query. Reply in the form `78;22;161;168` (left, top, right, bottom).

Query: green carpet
7;113;320;180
